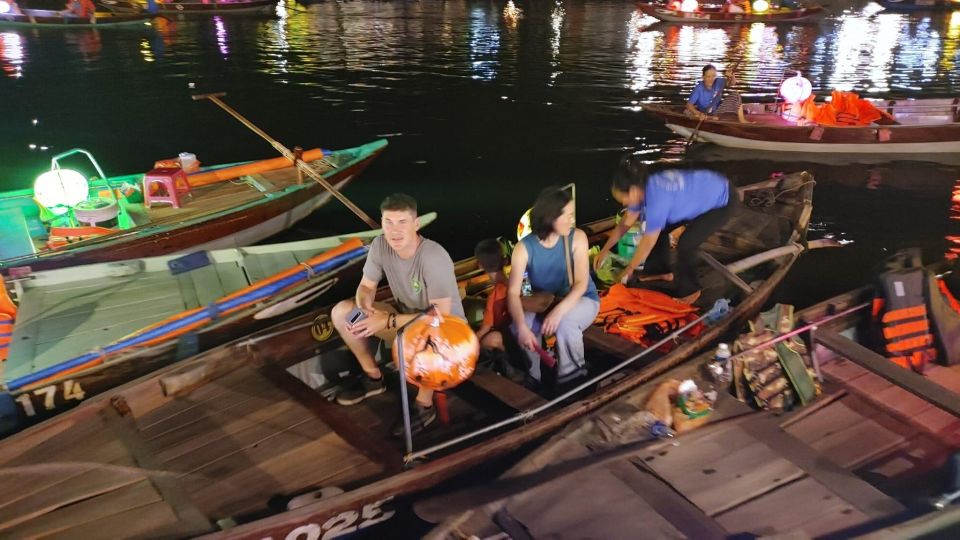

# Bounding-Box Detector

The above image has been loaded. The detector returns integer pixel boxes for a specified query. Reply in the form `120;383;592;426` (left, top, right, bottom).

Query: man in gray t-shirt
330;193;464;436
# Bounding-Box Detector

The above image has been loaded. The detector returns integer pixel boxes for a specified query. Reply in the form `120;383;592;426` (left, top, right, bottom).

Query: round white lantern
34;169;89;208
779;73;812;104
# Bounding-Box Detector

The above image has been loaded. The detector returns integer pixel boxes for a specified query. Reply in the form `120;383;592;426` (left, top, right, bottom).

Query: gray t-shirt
363;236;465;318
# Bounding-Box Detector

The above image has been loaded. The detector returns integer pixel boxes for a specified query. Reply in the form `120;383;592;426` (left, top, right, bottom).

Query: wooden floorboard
184;423;382;520
190;264;226;307
468;370;547;412
2;480;161;539
715;477;871;538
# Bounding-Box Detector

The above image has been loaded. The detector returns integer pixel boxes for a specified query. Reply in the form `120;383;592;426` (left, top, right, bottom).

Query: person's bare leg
636;272;674;283
416;387;434;408
331;299;382;379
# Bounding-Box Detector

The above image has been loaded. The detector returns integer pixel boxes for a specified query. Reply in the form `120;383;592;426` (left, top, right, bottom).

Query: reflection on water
0;0;959;295
0;32;23;79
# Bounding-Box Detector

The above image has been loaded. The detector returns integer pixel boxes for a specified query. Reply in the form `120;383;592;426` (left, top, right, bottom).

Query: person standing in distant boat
685;64;726;120
330;193;465;438
63;0;95;17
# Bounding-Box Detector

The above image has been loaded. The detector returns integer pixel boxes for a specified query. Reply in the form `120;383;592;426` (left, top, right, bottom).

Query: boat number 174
14;380;86;417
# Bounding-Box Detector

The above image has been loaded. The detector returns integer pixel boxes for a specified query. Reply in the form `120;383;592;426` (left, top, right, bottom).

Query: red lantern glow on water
779;73;812;104
393;313;479;391
680;0;699;11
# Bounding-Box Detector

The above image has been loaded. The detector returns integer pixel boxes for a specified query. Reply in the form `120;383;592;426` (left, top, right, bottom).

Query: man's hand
348;309;388;338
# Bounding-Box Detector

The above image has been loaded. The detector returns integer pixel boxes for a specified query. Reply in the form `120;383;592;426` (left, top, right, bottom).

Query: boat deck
5;242;341;382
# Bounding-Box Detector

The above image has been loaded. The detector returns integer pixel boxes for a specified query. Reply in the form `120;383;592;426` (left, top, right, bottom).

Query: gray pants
512;297;600;381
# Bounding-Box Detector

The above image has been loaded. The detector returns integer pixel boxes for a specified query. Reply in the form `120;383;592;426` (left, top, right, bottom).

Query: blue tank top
521;231;599;302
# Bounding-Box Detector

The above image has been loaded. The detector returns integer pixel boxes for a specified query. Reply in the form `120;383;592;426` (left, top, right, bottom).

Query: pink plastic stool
143;167;191;208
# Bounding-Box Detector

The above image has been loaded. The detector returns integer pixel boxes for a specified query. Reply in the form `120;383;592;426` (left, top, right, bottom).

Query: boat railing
402;300;874;465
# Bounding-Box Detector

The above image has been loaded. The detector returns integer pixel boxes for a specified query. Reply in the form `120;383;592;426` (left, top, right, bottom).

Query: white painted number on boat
14;380;87;417
264;497;395;540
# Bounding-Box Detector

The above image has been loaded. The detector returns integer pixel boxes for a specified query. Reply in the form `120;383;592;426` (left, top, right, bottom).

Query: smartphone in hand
345;307;368;326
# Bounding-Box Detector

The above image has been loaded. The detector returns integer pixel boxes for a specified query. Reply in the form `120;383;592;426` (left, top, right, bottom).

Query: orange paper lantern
392;314;479;391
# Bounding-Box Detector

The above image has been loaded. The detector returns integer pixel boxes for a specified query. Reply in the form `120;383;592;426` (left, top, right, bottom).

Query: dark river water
2;0;960;305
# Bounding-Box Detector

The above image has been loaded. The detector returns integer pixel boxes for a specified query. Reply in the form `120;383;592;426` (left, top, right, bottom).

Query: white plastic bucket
178;152;198;170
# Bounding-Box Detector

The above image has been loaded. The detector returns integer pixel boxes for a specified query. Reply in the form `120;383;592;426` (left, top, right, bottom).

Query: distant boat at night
644;98;960;154
0;8;155;27
638;1;827;23
99;0;279;15
877;0;960;11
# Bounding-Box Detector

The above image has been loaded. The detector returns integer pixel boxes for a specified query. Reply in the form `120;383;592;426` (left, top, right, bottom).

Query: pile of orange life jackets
797;90;889;126
596;284;699;345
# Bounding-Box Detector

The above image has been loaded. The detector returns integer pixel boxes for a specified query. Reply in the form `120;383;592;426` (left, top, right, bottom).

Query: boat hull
645;103;960;153
0;9;154;27
638;3;826;23
155;0;278;14
0;139;386;274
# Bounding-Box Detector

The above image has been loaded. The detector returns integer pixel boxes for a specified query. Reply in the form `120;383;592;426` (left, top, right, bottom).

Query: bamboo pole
192;92;379;229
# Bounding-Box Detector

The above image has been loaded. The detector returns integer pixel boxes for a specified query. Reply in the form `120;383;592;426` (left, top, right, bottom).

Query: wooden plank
2;480;162;539
134;367;269;431
257;362;400;471
5;287;48;375
714;477;870;538
467;370;547;412
35;295;184;343
254;252;300;280
49;500;205;540
741;415;905;518
241;250;268;282
643;431;804;516
815;328;960;416
139;374;289;442
184;421;382;519
150;396;306;464
699;250;753;293
190;264;226;307
102;402;213;533
784;398;880;447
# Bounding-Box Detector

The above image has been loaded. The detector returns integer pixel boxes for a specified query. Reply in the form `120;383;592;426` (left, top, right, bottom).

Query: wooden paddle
192;92;379;229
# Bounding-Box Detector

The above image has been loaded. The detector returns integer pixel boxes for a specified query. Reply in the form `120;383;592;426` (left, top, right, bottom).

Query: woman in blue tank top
507;187;600;383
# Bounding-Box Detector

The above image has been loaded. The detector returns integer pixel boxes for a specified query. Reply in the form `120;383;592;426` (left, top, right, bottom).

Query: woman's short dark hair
702;64;717;76
380;193;417;214
530;187;572;240
474;238;505;272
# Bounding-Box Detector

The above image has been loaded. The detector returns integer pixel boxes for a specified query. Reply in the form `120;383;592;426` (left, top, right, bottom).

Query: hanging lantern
752;0;770;12
517;207;532;241
779;72;812;104
0;2;12;14
680;0;698;12
393;313;479;391
34;169;89;208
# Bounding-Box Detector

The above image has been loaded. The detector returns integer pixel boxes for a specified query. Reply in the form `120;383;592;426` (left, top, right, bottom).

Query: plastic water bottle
715;343;732;383
617;225;642;259
521;272;533;297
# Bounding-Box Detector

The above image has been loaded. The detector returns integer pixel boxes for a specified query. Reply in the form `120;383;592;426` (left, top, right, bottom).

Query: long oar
192;92;379;229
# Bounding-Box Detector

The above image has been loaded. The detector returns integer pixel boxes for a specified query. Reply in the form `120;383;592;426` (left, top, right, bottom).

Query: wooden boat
0;9;154;27
0;139;386;274
99;0;279;14
0;214;437;437
638;2;826;23
0;173;819;538
878;0;960;11
423;281;960;538
644;99;960;153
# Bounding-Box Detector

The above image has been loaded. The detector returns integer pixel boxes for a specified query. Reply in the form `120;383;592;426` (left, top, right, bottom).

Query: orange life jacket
874;264;935;373
596;284;698;345
0;275;16;362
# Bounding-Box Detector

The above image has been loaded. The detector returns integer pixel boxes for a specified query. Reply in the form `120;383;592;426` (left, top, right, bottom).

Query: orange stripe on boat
186;149;325;188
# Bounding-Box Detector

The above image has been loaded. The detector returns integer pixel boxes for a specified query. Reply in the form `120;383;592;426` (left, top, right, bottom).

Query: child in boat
715;70;750;123
331;193;465;437
474;238;521;378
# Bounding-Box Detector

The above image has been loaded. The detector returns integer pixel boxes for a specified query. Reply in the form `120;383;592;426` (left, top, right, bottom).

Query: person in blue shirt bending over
594;159;738;305
685;64;726;120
